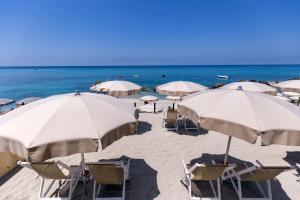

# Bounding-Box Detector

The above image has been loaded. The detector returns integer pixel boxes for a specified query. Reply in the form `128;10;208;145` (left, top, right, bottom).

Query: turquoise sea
1;65;300;101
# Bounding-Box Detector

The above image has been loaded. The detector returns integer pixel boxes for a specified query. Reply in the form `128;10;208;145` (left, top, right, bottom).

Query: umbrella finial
237;86;243;91
75;90;81;96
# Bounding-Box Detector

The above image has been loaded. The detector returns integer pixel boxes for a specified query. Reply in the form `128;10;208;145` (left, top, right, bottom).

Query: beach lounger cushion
31;162;70;179
88;164;124;185
238;166;290;181
187;164;228;181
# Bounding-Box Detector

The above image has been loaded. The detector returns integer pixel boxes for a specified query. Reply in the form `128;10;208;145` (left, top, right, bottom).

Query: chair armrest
57;160;71;171
182;160;189;175
17;161;33;170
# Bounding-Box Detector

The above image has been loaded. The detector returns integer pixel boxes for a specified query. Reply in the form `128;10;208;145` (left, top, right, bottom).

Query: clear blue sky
0;0;300;66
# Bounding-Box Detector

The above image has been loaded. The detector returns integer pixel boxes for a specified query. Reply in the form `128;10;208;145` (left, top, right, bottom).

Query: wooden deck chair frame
181;160;234;200
162;109;178;132
222;160;292;200
183;117;199;133
87;159;130;200
18;161;81;200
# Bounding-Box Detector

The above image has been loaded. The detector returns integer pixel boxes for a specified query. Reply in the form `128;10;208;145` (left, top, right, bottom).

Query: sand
0;99;300;200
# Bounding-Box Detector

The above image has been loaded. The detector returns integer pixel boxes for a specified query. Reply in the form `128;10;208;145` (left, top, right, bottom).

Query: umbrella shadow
0;165;22;186
189;153;291;200
177;127;208;136
137;121;152;135
71;156;159;200
283;151;300;177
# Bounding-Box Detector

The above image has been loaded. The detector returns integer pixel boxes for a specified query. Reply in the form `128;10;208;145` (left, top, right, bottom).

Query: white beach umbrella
275;80;300;93
140;95;158;102
282;91;300;97
178;88;300;162
166;95;181;101
0;92;138;162
275;95;291;101
156;81;207;97
90;80;142;97
221;81;277;95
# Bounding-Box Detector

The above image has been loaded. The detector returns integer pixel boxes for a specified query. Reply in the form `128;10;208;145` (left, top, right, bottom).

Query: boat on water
218;75;230;79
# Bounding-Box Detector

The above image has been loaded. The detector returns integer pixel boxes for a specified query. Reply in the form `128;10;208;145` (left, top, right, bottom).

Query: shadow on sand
188;153;291;200
283;151;300;177
176;127;209;136
0;165;23;186
69;156;160;200
137;121;152;135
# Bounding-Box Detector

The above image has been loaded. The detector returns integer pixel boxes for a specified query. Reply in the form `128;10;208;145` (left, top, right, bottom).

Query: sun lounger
182;160;234;200
18;161;81;200
86;159;130;200
223;161;292;200
162;109;178;132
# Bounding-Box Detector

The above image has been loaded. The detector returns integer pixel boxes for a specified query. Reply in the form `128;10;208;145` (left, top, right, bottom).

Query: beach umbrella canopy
156;81;207;97
275;80;300;93
0;92;138;162
166;95;181;101
178;88;300;162
16;97;42;106
275;95;291;101
140;95;158;102
90;80;142;97
221;81;277;95
282;91;300;97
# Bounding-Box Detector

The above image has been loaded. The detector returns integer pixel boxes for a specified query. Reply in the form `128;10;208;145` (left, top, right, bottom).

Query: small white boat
218;75;230;79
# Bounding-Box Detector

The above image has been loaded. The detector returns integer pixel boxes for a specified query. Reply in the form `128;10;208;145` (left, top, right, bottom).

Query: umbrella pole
80;152;87;194
81;152;85;163
224;136;232;164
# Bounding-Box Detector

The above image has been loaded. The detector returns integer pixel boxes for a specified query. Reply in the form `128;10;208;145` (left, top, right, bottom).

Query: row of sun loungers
18;159;130;200
17;158;293;200
182;160;292;200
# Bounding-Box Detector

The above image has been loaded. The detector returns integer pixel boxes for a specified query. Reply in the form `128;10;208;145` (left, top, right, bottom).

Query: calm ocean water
0;65;300;101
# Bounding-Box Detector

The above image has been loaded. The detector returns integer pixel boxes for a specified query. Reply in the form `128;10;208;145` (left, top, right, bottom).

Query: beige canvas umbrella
140;95;158;102
156;81;207;97
90;80;142;97
275;80;300;93
221;81;277;95
0;92;138;162
178;88;300;162
166;95;181;101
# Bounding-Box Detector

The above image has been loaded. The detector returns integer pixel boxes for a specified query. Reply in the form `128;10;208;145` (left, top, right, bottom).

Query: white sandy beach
0;99;300;200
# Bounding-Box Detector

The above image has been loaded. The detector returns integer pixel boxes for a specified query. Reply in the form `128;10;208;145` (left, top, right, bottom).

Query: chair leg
38;178;45;200
188;177;192;199
237;178;242;200
93;181;97;200
96;184;101;196
255;180;267;198
68;177;75;200
209;180;217;198
217;178;221;200
267;180;272;200
122;174;126;200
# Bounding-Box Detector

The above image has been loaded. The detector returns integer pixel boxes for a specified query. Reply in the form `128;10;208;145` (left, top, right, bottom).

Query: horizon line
0;63;300;67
